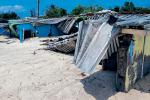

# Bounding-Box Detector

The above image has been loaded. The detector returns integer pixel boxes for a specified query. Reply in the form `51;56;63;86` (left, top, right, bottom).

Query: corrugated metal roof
0;23;8;28
116;14;150;30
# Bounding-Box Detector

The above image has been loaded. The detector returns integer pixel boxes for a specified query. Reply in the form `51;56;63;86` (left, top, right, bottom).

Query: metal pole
37;0;40;18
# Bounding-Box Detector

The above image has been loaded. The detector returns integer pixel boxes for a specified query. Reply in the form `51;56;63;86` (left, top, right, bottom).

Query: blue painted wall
17;23;34;43
35;25;50;37
35;24;64;37
17;23;34;37
15;23;64;43
51;24;64;36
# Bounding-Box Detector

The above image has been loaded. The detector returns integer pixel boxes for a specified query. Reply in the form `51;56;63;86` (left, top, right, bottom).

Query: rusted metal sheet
116;29;150;92
125;32;145;92
143;31;150;75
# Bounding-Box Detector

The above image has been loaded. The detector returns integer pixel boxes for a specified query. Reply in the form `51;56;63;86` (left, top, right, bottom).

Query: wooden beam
121;29;146;34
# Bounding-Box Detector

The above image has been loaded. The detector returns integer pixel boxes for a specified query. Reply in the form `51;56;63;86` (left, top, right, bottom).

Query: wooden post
20;28;25;43
141;31;147;79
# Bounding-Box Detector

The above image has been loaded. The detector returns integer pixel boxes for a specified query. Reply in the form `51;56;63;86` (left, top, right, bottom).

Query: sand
0;36;149;100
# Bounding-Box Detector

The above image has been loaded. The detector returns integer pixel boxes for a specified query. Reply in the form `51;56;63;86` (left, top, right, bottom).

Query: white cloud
0;5;24;13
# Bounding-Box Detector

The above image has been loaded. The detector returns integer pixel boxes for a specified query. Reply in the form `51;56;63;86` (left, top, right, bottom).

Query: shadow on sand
134;73;150;93
81;70;150;100
80;71;117;100
0;35;16;44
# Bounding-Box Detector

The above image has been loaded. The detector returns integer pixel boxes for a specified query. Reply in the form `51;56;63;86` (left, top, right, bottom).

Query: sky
0;0;150;17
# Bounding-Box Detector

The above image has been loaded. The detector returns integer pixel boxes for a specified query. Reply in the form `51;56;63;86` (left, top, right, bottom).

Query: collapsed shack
43;17;83;53
74;14;150;92
7;17;78;43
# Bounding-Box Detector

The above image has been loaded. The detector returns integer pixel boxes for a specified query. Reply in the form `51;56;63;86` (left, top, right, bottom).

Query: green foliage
45;5;67;18
96;6;103;12
71;5;84;15
59;8;67;17
113;6;120;12
84;6;103;13
112;1;150;14
120;1;136;13
71;5;103;15
135;7;150;14
0;12;20;20
45;2;150;17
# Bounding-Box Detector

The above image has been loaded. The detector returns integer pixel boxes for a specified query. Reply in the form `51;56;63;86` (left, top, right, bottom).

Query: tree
45;5;67;18
71;5;103;15
120;2;136;13
96;6;103;12
129;2;135;12
112;1;150;14
71;5;84;15
83;6;93;14
0;12;20;20
113;6;120;12
59;8;67;17
137;7;150;14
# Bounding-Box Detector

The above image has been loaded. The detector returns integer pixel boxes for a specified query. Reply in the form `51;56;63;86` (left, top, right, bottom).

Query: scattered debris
43;33;78;53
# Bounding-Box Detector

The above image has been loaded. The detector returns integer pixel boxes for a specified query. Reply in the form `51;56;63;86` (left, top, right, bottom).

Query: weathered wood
121;29;145;34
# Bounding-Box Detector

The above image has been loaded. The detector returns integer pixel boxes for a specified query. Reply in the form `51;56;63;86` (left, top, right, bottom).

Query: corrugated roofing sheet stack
74;16;120;73
47;33;77;53
33;17;68;25
57;17;78;34
116;14;150;30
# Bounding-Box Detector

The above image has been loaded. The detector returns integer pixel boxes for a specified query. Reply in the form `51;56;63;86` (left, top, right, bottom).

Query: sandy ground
0;36;149;100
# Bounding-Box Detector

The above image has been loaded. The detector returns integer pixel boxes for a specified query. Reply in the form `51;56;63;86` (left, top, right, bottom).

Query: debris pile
45;33;77;53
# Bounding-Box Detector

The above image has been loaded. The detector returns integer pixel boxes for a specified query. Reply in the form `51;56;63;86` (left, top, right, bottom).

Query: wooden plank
121;29;145;34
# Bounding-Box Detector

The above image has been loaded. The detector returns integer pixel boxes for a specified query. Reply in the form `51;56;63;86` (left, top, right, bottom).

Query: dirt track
0;36;149;100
